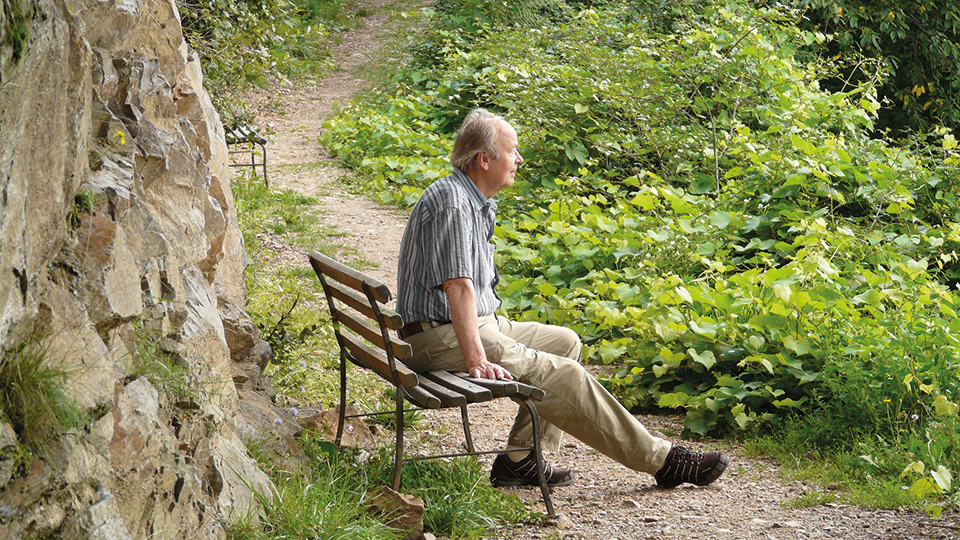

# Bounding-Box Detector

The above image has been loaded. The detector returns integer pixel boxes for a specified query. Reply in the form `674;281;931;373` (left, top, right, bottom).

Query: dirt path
241;3;950;539
241;4;406;286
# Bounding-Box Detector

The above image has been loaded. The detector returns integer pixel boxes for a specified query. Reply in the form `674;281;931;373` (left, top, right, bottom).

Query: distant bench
225;125;268;185
308;251;557;516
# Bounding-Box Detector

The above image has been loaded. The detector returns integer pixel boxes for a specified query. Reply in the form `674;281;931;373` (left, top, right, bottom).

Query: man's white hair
450;108;508;170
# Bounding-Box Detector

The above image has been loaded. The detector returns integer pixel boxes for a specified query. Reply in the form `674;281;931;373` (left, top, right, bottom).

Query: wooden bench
308;251;556;516
225;125;268;185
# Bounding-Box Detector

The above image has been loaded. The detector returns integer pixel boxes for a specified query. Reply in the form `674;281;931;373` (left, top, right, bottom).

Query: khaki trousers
403;314;671;475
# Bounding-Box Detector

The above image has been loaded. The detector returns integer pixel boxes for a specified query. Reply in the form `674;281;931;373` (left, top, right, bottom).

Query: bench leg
520;399;555;517
335;355;347;445
392;390;405;491
460;405;475;453
259;142;268;186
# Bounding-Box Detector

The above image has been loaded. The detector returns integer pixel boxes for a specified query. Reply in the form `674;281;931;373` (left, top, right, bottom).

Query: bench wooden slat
417;378;467;408
336;308;412;361
422;371;493;403
452;373;546;401
310;251;392;305
403;384;442;410
341;332;419;388
508;380;546;401
225;125;267;145
325;279;404;331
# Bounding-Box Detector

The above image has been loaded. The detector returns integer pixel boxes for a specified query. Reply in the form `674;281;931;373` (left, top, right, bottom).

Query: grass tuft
744;415;920;510
131;324;195;400
393;458;537;538
0;342;83;453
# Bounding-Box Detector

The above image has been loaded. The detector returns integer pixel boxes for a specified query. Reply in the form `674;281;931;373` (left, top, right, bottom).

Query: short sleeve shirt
396;168;501;323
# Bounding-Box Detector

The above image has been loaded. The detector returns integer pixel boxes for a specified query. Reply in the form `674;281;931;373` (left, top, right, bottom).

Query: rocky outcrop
0;0;275;537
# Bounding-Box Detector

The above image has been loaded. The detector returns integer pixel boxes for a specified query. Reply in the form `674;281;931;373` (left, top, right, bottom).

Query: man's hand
467;357;513;381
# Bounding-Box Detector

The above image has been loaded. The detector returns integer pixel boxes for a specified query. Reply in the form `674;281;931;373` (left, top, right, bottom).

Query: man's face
487;122;524;193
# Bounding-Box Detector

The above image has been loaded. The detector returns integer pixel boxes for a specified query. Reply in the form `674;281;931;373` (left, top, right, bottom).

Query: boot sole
492;473;575;488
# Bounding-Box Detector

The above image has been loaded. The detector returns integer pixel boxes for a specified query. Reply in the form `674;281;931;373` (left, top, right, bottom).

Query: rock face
0;0;274;537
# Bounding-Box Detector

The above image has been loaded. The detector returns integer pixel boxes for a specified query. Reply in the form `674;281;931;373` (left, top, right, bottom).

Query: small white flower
300;385;306;393
911;414;920;421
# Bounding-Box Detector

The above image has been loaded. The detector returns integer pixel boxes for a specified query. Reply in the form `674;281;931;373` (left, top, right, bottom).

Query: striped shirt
396;168;501;324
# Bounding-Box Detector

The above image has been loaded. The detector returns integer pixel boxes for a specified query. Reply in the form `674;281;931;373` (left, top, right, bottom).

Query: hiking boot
490;452;574;488
654;444;730;488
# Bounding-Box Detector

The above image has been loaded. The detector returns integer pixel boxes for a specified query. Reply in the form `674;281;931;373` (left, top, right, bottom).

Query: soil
238;2;957;538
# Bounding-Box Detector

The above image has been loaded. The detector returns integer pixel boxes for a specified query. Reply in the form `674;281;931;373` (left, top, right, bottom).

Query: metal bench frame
225;125;268;185
308;251;555;516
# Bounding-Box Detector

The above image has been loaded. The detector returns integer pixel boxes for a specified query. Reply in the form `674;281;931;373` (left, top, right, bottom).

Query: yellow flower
113;130;126;146
883;398;891;403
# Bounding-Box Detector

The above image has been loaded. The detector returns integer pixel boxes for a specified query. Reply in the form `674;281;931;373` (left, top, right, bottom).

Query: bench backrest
308;251;420;390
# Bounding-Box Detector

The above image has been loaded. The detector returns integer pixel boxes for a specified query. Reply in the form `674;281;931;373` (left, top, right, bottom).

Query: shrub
792;0;960;133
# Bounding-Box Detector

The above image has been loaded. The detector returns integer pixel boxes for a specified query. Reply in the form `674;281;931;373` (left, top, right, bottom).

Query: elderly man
396;108;729;489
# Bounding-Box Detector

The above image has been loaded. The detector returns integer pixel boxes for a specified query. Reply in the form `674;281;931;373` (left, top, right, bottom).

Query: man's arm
443;277;513;381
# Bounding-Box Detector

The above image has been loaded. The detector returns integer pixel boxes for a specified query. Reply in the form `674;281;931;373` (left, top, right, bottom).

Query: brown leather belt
398;320;449;340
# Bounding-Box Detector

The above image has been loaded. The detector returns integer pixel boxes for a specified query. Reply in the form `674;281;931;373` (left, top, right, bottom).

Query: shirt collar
452;168;495;211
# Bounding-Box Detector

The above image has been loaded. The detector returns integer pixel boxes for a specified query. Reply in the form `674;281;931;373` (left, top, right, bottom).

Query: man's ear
475;151;490;170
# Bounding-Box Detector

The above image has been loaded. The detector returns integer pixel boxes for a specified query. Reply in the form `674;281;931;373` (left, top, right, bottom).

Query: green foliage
232;173;325;252
231;174;338;401
322;0;960;427
745;421;918;509
792;0;960;133
320;0;960;513
299;0;368;31
231;436;531;539
0;342;82;453
320;105;451;206
67;190;96;231
231;437;404;540
2;0;29;64
178;0;293;84
432;0;571;30
388;458;536;538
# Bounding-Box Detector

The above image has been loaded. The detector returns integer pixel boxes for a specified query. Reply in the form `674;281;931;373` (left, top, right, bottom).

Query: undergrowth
229;435;533;540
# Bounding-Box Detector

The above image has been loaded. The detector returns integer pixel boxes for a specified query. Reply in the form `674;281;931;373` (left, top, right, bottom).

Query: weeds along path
240;3;947;539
